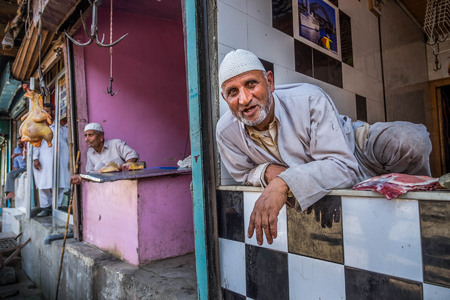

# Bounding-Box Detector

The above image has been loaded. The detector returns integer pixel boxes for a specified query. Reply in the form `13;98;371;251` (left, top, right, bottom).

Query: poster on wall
58;75;67;119
293;0;341;60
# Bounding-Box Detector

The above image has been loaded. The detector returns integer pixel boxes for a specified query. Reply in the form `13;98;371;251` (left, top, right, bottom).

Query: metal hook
64;0;128;48
103;77;120;96
37;13;49;96
434;53;441;71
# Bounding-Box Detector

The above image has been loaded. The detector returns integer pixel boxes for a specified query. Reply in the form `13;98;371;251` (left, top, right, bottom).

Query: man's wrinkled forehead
221;70;265;92
84;130;102;136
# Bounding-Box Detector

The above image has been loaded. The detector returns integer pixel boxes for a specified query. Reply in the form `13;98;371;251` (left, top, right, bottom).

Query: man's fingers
254;213;264;246
247;211;256;238
269;213;278;239
260;213;272;244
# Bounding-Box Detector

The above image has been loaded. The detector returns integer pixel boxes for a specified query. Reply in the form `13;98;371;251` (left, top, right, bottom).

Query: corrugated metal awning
0;61;21;113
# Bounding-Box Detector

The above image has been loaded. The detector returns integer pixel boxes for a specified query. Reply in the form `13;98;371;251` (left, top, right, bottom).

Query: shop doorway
430;80;450;176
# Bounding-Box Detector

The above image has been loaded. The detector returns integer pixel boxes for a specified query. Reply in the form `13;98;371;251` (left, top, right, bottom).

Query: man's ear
266;70;275;93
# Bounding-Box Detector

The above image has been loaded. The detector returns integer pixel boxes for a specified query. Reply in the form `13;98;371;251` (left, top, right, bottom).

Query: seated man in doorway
4;137;26;202
70;123;139;185
216;49;432;246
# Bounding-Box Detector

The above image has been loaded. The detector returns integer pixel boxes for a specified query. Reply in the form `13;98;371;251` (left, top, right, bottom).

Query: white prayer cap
219;49;266;88
84;123;104;133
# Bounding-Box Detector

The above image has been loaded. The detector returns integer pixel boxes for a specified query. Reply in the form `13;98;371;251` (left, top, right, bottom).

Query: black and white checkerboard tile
217;190;450;300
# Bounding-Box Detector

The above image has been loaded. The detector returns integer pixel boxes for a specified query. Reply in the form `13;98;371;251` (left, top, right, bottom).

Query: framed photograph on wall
293;0;341;60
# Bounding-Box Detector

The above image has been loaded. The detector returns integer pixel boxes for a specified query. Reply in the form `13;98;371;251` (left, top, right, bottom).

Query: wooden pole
55;150;80;300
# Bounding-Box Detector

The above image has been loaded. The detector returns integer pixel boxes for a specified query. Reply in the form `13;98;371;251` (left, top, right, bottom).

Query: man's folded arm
216;134;270;186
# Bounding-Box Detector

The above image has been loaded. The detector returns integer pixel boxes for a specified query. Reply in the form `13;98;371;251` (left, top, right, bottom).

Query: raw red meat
353;173;440;200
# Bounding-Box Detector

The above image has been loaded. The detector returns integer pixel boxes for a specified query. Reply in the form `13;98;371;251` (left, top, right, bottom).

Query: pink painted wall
76;9;189;171
82;174;193;265
83;180;140;264
137;174;194;263
74;5;194;264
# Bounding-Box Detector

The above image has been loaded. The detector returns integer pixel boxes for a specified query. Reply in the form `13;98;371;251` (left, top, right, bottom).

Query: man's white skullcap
219;49;266;88
84;123;104;133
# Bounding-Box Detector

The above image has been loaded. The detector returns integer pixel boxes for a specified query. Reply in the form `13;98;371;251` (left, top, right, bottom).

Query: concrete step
0;269;43;300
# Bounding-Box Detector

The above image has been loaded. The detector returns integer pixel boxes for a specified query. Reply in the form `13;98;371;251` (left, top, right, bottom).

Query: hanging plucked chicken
19;85;53;148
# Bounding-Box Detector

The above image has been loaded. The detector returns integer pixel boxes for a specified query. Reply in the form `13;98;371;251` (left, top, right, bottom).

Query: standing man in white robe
33;103;71;217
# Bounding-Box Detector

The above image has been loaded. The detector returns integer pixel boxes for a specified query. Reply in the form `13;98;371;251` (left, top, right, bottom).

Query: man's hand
264;164;287;184
70;174;82;185
248;177;289;245
33;159;41;170
122;159;139;171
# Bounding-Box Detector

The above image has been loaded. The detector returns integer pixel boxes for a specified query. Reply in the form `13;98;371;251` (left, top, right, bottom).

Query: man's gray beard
235;88;273;127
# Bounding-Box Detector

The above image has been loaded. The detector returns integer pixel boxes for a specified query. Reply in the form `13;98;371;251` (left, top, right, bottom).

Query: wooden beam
12;25;36;80
11;25;56;81
32;0;80;32
31;37;64;78
0;0;18;16
0;48;18;57
62;37;80;240
23;30;55;80
72;37;90;241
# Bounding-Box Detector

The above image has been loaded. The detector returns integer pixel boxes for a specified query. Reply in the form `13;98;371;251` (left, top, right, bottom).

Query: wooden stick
55;150;80;299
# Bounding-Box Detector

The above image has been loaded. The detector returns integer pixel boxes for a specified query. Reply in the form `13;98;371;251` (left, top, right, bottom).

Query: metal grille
424;0;450;46
0;238;17;251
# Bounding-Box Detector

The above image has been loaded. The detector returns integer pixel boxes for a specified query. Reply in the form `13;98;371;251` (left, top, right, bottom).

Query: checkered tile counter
217;189;450;300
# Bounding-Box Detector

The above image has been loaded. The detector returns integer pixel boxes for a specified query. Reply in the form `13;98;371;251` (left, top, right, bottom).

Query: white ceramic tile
219;238;246;295
218;91;230;117
342;63;383;103
342;197;423;282
218;2;248;51
351;45;366;76
273;65;325;87
220;160;239;186
351;46;382;82
219;0;247;13
218;43;237;67
247;17;274;62
247;0;272;26
217;43;235;117
272;30;295;71
273;65;313;86
423;283;450;300
273;65;357;119
321;85;357;121
244;191;288;252
288;254;345;300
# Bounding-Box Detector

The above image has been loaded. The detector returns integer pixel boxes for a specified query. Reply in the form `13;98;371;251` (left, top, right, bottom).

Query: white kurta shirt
85;139;139;173
216;83;360;211
33;124;70;189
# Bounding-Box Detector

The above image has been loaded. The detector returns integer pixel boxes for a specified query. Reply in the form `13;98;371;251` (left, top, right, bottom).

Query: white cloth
33;124;71;190
216;83;360;211
85;139;139;173
38;188;65;208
